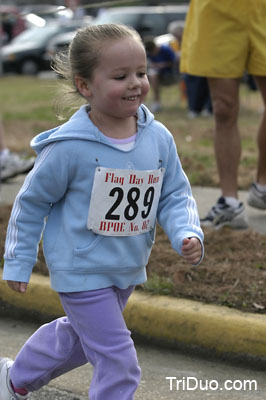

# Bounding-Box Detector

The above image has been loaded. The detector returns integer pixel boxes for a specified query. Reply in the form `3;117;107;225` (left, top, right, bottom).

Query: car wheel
20;60;39;75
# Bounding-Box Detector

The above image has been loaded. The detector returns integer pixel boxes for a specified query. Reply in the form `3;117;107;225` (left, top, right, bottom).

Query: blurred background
0;0;189;75
0;0;262;191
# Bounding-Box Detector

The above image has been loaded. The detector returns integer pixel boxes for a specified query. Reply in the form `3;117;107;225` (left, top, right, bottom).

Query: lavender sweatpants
10;286;141;399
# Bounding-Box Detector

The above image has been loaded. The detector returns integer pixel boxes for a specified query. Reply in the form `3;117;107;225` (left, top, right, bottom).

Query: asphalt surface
2;316;266;400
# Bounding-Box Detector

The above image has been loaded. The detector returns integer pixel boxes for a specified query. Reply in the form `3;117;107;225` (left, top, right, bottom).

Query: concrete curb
1;274;266;360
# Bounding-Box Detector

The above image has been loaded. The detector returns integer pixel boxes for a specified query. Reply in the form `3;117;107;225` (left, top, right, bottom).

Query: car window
10;23;81;46
140;13;165;36
165;12;187;26
93;8;188;38
11;25;59;44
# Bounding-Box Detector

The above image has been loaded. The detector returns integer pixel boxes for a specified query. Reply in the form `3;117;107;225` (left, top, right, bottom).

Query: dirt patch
1;204;266;314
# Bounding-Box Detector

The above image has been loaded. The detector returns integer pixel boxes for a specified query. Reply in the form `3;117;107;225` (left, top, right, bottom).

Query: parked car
44;30;77;61
1;20;90;75
20;4;73;21
21;4;90;28
92;5;189;38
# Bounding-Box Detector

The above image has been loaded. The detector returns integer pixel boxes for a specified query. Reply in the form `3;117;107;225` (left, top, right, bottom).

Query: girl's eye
114;76;125;80
138;72;147;78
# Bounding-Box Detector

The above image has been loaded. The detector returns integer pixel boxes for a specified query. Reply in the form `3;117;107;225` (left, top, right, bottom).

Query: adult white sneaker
0;358;30;400
0;153;35;181
201;196;248;229
247;183;266;210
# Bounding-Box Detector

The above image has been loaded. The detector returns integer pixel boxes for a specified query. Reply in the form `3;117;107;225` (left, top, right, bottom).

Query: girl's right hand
7;280;28;293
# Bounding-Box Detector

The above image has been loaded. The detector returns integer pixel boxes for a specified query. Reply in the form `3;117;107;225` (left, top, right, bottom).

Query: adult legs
185;75;211;113
208;78;241;198
148;72;160;103
193;77;212;113
203;79;213;113
253;76;266;185
184;74;198;112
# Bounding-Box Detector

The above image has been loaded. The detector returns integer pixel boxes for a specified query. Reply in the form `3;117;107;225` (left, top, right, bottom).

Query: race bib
87;167;165;236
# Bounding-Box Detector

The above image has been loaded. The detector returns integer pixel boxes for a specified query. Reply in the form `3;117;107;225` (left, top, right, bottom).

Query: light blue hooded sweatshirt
3;104;203;292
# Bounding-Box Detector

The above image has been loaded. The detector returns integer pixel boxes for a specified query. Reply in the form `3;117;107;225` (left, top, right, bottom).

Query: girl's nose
129;75;141;88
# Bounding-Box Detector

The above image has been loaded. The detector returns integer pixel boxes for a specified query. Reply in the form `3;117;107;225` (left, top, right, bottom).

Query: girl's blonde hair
52;23;144;118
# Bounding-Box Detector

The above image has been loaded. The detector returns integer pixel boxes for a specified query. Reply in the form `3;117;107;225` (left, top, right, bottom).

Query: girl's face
77;37;150;121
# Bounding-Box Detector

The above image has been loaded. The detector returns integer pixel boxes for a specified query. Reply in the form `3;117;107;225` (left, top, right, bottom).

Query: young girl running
0;24;203;400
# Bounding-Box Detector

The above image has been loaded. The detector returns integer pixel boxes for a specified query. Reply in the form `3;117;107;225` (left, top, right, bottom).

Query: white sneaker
0;153;35;181
187;110;199;119
247;183;266;210
201;109;212;117
0;358;30;400
201;196;248;229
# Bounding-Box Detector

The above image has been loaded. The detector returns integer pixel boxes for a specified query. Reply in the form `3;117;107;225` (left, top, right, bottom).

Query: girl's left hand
181;237;202;265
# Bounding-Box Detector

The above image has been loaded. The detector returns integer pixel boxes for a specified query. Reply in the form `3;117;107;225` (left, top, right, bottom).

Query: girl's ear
74;76;92;98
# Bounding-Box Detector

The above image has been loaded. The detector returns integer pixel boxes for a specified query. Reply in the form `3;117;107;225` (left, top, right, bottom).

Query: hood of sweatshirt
31;103;154;155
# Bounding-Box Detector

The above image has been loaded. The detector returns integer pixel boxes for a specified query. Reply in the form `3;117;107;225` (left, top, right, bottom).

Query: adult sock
224;196;241;208
0;148;10;161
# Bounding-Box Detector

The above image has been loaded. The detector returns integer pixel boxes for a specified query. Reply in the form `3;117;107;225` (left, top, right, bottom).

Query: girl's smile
122;95;141;101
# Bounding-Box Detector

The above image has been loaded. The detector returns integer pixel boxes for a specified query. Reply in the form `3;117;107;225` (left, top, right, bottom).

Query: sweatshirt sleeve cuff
2;259;33;283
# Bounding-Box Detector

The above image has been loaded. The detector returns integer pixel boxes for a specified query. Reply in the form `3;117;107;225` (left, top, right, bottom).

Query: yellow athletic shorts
180;0;266;78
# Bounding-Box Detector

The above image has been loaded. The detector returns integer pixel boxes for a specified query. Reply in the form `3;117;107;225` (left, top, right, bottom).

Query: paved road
1;316;266;400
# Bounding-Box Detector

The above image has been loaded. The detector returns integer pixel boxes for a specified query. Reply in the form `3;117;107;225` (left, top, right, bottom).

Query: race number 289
87;167;164;236
106;186;155;221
